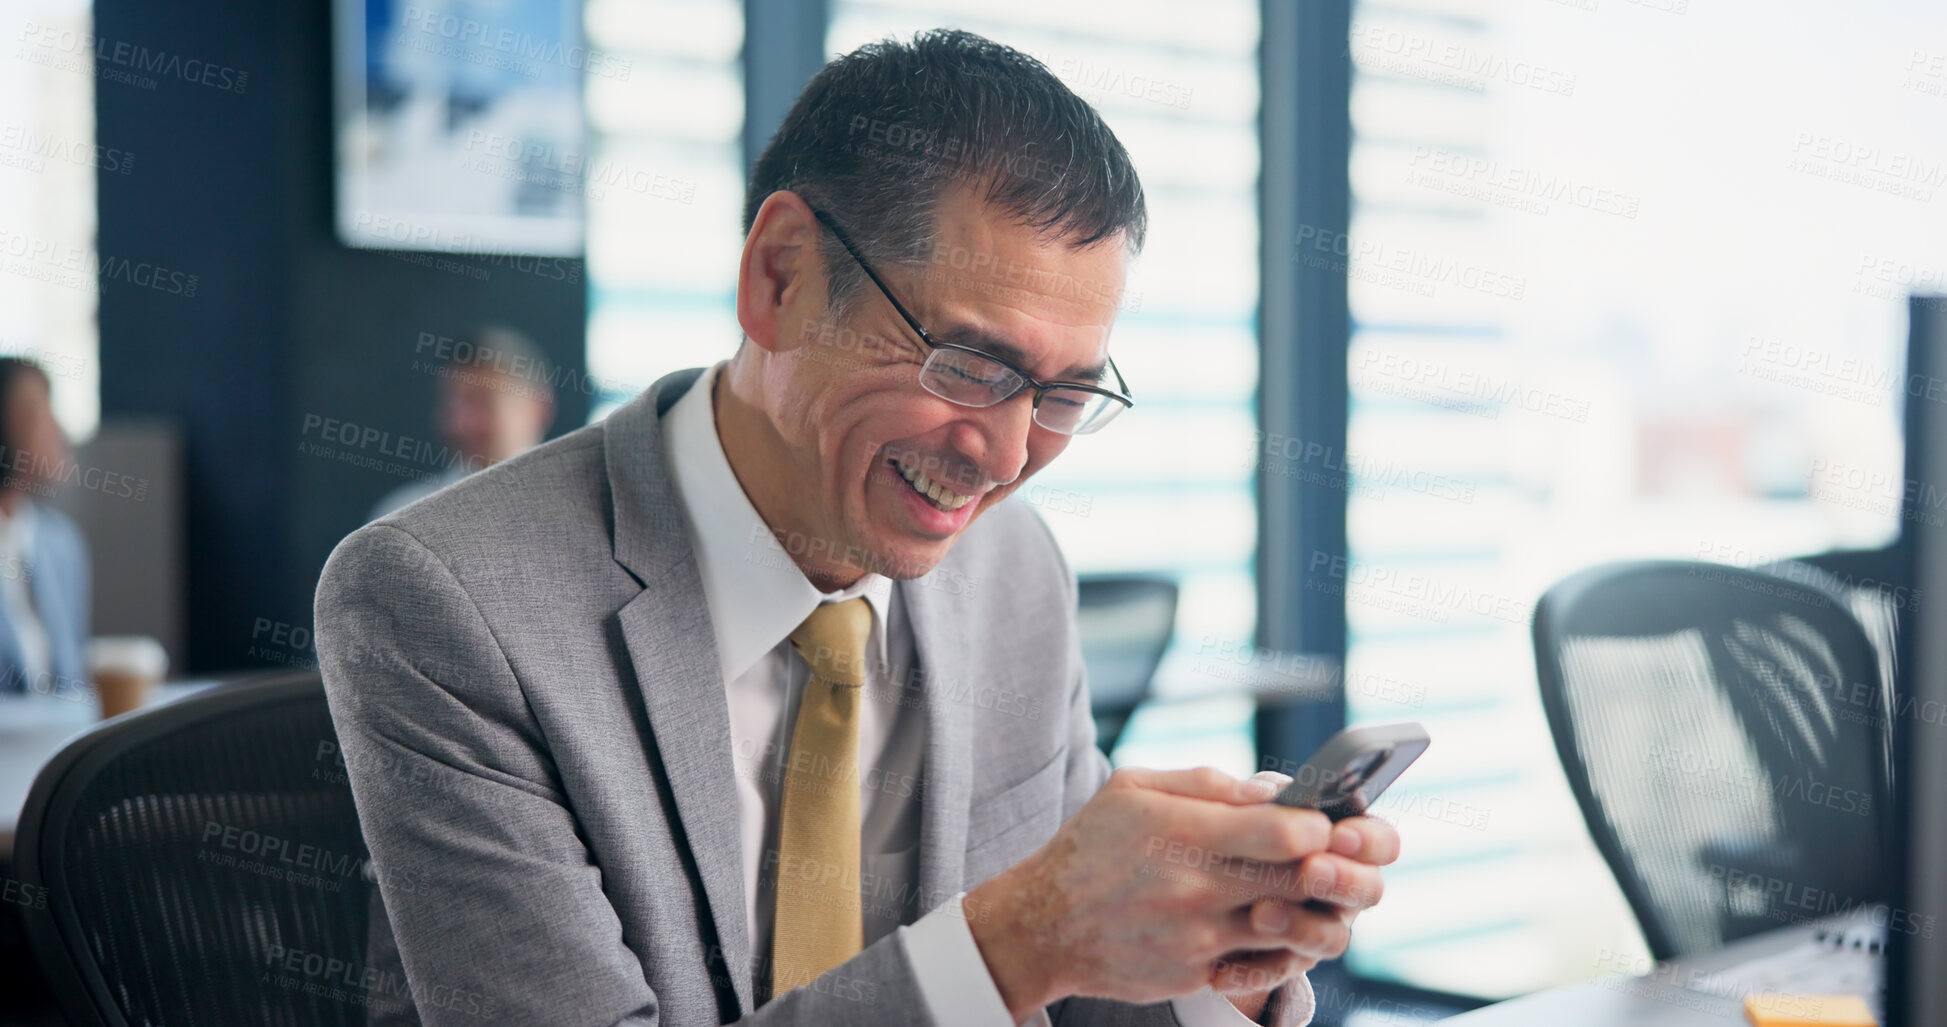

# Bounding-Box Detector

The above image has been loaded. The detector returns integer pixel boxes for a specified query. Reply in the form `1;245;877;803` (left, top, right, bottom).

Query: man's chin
868;546;949;582
863;480;988;575
857;530;962;582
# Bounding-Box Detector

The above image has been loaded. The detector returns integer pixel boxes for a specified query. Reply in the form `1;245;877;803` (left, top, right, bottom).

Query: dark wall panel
96;0;587;673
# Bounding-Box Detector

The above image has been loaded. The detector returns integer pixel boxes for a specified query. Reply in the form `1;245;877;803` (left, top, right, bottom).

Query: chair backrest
1756;558;1903;796
1076;574;1180;754
1531;560;1892;960
15;671;385;1027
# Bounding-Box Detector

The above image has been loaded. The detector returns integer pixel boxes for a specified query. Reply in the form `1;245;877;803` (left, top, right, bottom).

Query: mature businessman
316;29;1398;1027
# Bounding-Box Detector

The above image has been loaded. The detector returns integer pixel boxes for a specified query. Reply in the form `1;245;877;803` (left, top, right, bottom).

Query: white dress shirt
662;362;1312;1026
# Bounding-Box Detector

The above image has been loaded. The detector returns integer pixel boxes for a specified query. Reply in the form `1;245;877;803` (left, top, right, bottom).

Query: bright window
1341;0;1947;999
0;0;101;440
582;0;745;418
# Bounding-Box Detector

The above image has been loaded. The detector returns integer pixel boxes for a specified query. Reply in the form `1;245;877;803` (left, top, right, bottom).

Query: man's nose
951;391;1035;487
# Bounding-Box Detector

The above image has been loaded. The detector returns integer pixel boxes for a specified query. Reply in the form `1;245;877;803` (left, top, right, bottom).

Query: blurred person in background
0;357;88;698
369;323;557;518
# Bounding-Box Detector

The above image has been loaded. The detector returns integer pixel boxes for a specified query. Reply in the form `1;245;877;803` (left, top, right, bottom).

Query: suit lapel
615;581;751;1009
604;371;755;1014
603;369;989;1007
900;574;974;908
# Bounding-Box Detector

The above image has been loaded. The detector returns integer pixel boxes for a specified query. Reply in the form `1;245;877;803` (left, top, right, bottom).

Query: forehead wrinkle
915;187;1124;381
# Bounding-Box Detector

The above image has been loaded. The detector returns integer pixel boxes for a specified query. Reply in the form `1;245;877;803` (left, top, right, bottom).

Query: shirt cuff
902;892;1053;1027
901;891;1313;1027
1170;975;1315;1027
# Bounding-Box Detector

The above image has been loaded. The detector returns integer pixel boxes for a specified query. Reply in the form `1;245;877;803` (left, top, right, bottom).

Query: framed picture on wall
333;0;606;257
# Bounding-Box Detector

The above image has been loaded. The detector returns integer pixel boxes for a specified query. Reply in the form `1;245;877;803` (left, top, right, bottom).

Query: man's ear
736;190;825;355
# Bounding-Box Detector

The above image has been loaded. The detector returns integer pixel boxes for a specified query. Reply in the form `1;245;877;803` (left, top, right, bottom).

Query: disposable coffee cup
88;635;169;720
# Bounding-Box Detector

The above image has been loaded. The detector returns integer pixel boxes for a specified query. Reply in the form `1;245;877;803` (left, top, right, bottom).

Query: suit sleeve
317;523;951;1027
317;523;665;1025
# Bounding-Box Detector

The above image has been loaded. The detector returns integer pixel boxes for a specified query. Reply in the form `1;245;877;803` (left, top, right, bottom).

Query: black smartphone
1271;721;1431;821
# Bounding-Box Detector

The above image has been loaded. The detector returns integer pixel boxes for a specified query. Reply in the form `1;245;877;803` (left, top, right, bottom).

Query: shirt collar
661;362;892;683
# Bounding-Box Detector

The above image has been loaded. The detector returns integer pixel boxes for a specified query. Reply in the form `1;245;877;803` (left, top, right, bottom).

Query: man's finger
1249;902;1352;961
1296;854;1386;910
1222;851;1383;909
1208;946;1312;997
1192;802;1335;865
1126;765;1285;806
1327;815;1401;866
1248;770;1293;793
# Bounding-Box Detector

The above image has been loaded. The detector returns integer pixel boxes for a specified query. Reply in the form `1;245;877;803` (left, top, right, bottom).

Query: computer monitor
1891;293;1947;1027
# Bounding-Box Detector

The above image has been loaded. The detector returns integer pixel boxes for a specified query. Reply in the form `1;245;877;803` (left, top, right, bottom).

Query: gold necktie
768;597;872;997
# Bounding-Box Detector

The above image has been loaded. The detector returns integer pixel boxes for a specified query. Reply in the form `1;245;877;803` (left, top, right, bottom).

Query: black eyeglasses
811;209;1133;436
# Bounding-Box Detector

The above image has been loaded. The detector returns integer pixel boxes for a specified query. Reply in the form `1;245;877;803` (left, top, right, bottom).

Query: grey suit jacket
315;369;1185;1026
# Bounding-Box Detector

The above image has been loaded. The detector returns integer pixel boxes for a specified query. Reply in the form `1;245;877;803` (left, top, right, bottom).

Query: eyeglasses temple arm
816;208;1134;406
811;209;937;349
1106;355;1132;404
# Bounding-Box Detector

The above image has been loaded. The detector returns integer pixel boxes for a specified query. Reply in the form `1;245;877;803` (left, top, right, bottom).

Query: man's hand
963;766;1398;1022
1211;771;1401;1022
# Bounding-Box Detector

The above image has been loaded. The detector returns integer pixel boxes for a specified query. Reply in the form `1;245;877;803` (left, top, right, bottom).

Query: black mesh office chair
14;671;390;1026
1532;560;1893;960
1756;558;1903;796
1076;574;1180;755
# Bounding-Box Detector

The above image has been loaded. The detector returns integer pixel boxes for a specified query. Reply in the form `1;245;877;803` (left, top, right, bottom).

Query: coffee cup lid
87;635;169;679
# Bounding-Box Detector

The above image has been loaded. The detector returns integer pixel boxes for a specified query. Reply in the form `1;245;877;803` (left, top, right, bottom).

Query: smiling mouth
890;458;978;511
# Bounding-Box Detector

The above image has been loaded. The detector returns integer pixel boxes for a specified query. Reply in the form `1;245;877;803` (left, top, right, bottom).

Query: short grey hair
744;29;1147;320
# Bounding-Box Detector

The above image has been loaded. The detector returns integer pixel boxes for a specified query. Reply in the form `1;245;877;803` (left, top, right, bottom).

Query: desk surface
0;680;220;858
1444;915;1884;1026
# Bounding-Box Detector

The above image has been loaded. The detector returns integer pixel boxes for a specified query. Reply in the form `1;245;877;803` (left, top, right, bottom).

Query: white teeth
895;460;974;512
